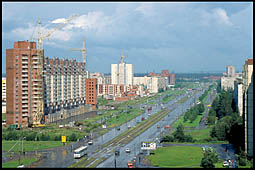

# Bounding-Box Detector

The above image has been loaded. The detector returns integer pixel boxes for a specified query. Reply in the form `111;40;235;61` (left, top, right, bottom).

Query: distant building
221;76;236;90
111;63;133;86
104;75;111;85
226;65;235;77
86;78;97;110
126;64;133;86
111;64;118;85
133;76;166;93
169;74;175;85
233;78;243;116
118;63;125;85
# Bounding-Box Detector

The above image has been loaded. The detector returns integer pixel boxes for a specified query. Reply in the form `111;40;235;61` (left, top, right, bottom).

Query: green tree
173;124;185;142
200;148;218;168
207;116;216;125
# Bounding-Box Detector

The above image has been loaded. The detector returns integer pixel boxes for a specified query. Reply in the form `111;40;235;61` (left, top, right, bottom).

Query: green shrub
69;133;77;141
184;134;194;143
239;158;246;166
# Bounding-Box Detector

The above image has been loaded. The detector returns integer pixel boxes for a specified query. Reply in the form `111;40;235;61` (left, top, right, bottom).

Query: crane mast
31;14;78;127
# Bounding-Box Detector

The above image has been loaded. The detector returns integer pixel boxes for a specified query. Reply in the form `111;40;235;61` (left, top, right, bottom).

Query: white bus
73;146;88;159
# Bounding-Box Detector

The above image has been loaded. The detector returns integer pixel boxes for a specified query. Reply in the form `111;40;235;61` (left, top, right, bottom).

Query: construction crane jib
32;14;78;127
70;37;87;63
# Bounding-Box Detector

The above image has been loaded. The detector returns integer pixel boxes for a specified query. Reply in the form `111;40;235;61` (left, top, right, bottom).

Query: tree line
184;103;205;123
2;129;79;142
207;89;243;153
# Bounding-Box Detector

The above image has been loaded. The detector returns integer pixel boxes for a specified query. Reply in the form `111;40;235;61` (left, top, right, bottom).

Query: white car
125;148;130;153
223;161;229;167
17;165;25;168
88;140;93;145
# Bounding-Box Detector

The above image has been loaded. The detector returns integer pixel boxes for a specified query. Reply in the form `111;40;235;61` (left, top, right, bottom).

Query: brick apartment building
6;41;41;126
86;78;98;110
6;41;88;127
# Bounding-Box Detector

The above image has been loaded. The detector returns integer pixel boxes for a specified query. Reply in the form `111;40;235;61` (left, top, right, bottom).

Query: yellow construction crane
120;49;127;64
70;37;87;63
31;14;78;127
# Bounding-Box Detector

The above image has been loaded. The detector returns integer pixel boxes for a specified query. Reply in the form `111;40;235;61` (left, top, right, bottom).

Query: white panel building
118;63;125;85
111;64;118;84
126;64;133;86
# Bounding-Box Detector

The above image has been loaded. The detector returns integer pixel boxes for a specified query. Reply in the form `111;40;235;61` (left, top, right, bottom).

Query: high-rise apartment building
86;78;97;110
242;58;253;155
2;77;6;102
6;41;88;127
111;64;118;84
43;57;86;114
6;41;42;127
126;64;133;86
111;63;133;86
118;63;125;85
247;73;253;157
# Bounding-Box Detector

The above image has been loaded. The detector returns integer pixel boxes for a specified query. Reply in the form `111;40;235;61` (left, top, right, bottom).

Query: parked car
88;140;93;145
17;165;25;168
223;161;229;167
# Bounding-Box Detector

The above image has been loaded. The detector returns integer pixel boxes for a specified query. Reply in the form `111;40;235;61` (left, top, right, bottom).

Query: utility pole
114;153;117;168
19;138;21;165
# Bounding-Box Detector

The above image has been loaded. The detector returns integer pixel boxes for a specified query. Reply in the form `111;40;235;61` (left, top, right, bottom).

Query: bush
183;134;194;143
39;133;50;141
25;132;37;141
69;133;77;141
160;135;174;143
239;158;246;166
5;131;19;140
54;135;61;141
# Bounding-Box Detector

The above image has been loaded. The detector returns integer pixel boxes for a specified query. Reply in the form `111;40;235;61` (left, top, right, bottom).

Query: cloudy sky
2;2;253;74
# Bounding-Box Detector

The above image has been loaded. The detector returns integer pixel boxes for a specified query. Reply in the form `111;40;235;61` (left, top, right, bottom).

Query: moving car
88;140;93;145
117;126;121;131
164;125;170;128
128;161;134;168
126;148;130;153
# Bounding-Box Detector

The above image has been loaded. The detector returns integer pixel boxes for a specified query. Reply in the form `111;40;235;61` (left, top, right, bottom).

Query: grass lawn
2;140;71;152
238;159;252;168
147;101;156;105
173;114;203;129
161;95;175;104
106;108;144;128
215;160;225;168
148;146;203;168
185;128;211;141
2;157;37;168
